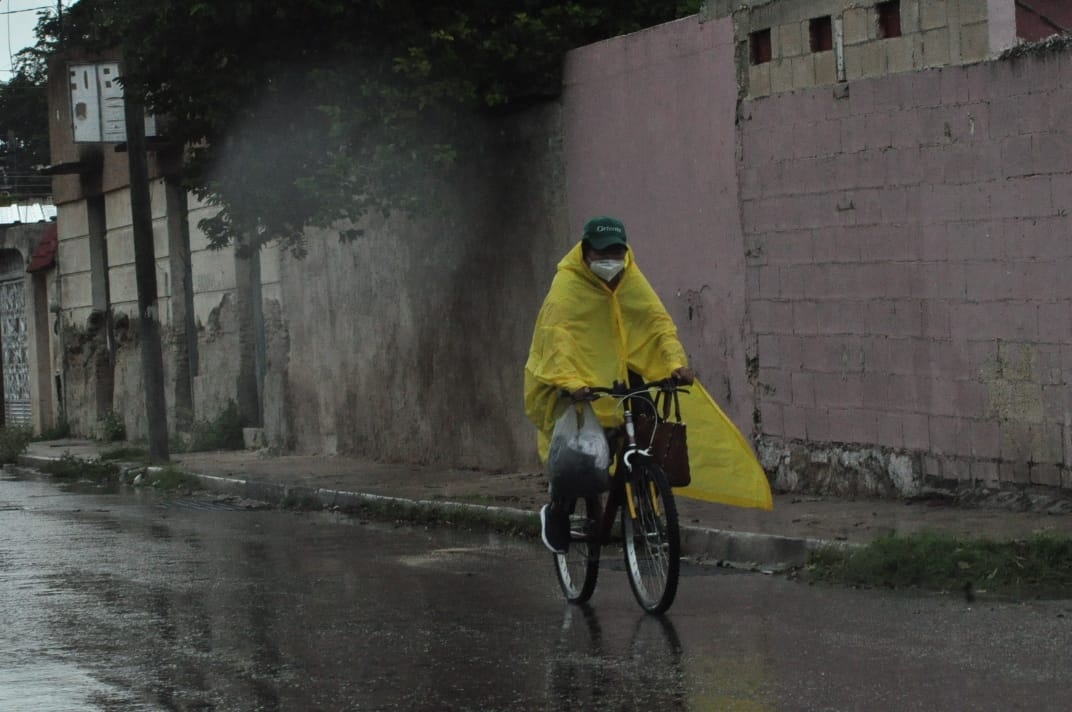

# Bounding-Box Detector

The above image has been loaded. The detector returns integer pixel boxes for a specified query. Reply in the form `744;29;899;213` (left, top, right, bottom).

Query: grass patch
804;531;1072;599
40;454;121;484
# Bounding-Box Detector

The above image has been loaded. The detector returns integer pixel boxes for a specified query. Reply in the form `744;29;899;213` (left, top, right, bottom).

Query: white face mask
588;259;625;282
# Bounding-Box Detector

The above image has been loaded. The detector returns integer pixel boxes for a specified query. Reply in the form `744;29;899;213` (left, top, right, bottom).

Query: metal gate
0;278;30;425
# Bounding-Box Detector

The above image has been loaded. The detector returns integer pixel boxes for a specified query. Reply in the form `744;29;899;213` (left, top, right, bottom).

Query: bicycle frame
583;380;682;544
552;378;685;613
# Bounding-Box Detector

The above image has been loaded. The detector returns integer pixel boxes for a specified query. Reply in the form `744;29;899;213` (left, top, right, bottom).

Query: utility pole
123;89;169;462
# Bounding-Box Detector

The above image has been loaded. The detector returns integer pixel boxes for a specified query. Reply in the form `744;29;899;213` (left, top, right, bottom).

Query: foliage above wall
0;47;50;203
38;0;703;254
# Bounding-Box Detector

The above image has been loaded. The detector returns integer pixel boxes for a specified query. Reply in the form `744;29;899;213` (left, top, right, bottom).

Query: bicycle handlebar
560;378;690;402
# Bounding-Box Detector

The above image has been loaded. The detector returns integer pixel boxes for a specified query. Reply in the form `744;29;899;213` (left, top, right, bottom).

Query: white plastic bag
546;401;610;499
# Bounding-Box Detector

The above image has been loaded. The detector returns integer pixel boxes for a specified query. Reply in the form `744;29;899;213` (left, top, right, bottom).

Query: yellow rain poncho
524;243;772;510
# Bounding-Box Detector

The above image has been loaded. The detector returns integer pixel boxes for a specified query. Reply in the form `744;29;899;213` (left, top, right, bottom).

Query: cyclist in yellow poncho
525;216;772;553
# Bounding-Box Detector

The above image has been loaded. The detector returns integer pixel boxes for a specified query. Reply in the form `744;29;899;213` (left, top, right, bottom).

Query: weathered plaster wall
271;104;569;468
561;15;754;432
741;48;1072;493
57;181;246;439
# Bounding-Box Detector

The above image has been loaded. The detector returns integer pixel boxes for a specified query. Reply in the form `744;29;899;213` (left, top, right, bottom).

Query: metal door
0;278;30;425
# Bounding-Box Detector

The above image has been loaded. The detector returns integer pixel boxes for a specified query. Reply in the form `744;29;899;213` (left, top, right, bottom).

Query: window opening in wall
877;0;902;39
750;28;772;64
810;16;833;52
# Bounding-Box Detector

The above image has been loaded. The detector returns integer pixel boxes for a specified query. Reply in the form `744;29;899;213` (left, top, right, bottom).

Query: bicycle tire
554;495;603;603
622;464;680;614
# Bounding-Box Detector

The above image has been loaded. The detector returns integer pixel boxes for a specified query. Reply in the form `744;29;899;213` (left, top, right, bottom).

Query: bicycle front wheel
622;464;680;614
554;495;603;603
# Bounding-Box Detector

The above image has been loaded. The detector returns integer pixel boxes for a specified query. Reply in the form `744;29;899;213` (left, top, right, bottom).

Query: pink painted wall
741;51;1072;487
561;17;753;431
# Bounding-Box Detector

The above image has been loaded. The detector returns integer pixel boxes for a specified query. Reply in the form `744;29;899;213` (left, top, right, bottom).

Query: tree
39;0;704;252
0;46;51;203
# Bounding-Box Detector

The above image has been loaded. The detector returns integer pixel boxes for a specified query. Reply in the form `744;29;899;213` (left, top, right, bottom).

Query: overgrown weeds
804;531;1072;599
176;401;245;452
0;425;33;463
140;465;201;492
35;420;71;441
40;454;121;484
98;410;126;442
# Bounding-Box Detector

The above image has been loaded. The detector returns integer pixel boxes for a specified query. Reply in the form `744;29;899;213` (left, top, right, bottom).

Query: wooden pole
123;90;169;462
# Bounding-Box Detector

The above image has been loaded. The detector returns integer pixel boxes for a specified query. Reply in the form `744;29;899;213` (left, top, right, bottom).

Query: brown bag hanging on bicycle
635;389;691;488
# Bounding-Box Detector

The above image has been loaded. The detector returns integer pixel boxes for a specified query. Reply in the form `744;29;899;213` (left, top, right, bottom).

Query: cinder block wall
742;0;993;97
742;49;1072;492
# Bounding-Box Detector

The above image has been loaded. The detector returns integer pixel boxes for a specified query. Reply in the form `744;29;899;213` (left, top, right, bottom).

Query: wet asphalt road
2;471;1072;712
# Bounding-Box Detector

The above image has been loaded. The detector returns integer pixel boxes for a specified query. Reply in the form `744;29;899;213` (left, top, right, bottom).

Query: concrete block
191;249;236;293
842;7;873;44
105;190;132;230
959;21;989;63
793;366;814;405
108;263;138;305
770;58;794;93
804;407;831;442
903;413;931;450
846;43;886;80
752;300;795;334
886;36;915;74
57;236;91;277
107;226;136;266
959;0;989;24
921;28;951;68
876;411;904;448
783;405;808;439
60;271;93;311
777;21;804;58
791;55;816;89
749;63;771;97
760;402;784;436
815;50;837;85
920;0;948;30
57;202;89;240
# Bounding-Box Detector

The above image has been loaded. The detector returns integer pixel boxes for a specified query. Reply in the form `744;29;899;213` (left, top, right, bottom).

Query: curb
16;453;846;570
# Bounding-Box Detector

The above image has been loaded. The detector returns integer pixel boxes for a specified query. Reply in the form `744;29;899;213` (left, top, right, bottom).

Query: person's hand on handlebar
570;386;592;401
672;367;695;385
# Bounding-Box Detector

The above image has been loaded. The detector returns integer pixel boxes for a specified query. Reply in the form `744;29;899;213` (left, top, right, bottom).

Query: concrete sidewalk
16;438;1072;570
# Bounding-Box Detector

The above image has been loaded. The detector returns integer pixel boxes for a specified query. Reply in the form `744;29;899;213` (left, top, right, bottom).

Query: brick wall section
741;49;1072;489
744;0;993;98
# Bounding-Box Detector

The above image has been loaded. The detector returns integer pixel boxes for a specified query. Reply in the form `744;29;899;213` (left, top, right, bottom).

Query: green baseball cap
582;216;628;250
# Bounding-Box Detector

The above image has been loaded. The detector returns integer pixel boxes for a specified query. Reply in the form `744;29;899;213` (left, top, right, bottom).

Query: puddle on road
0;662;157;711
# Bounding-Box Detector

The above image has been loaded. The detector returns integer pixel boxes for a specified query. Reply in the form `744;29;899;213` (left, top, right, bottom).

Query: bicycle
551;379;685;615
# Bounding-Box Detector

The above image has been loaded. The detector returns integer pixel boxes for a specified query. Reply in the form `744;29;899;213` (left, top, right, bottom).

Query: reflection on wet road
2;471;1071;711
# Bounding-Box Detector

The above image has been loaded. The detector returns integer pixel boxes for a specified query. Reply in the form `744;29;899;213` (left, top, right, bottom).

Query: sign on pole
69;63;157;143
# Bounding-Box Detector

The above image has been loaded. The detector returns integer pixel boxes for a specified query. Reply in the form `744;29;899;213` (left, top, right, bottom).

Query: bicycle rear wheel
622;464;680;614
553;495;603;603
